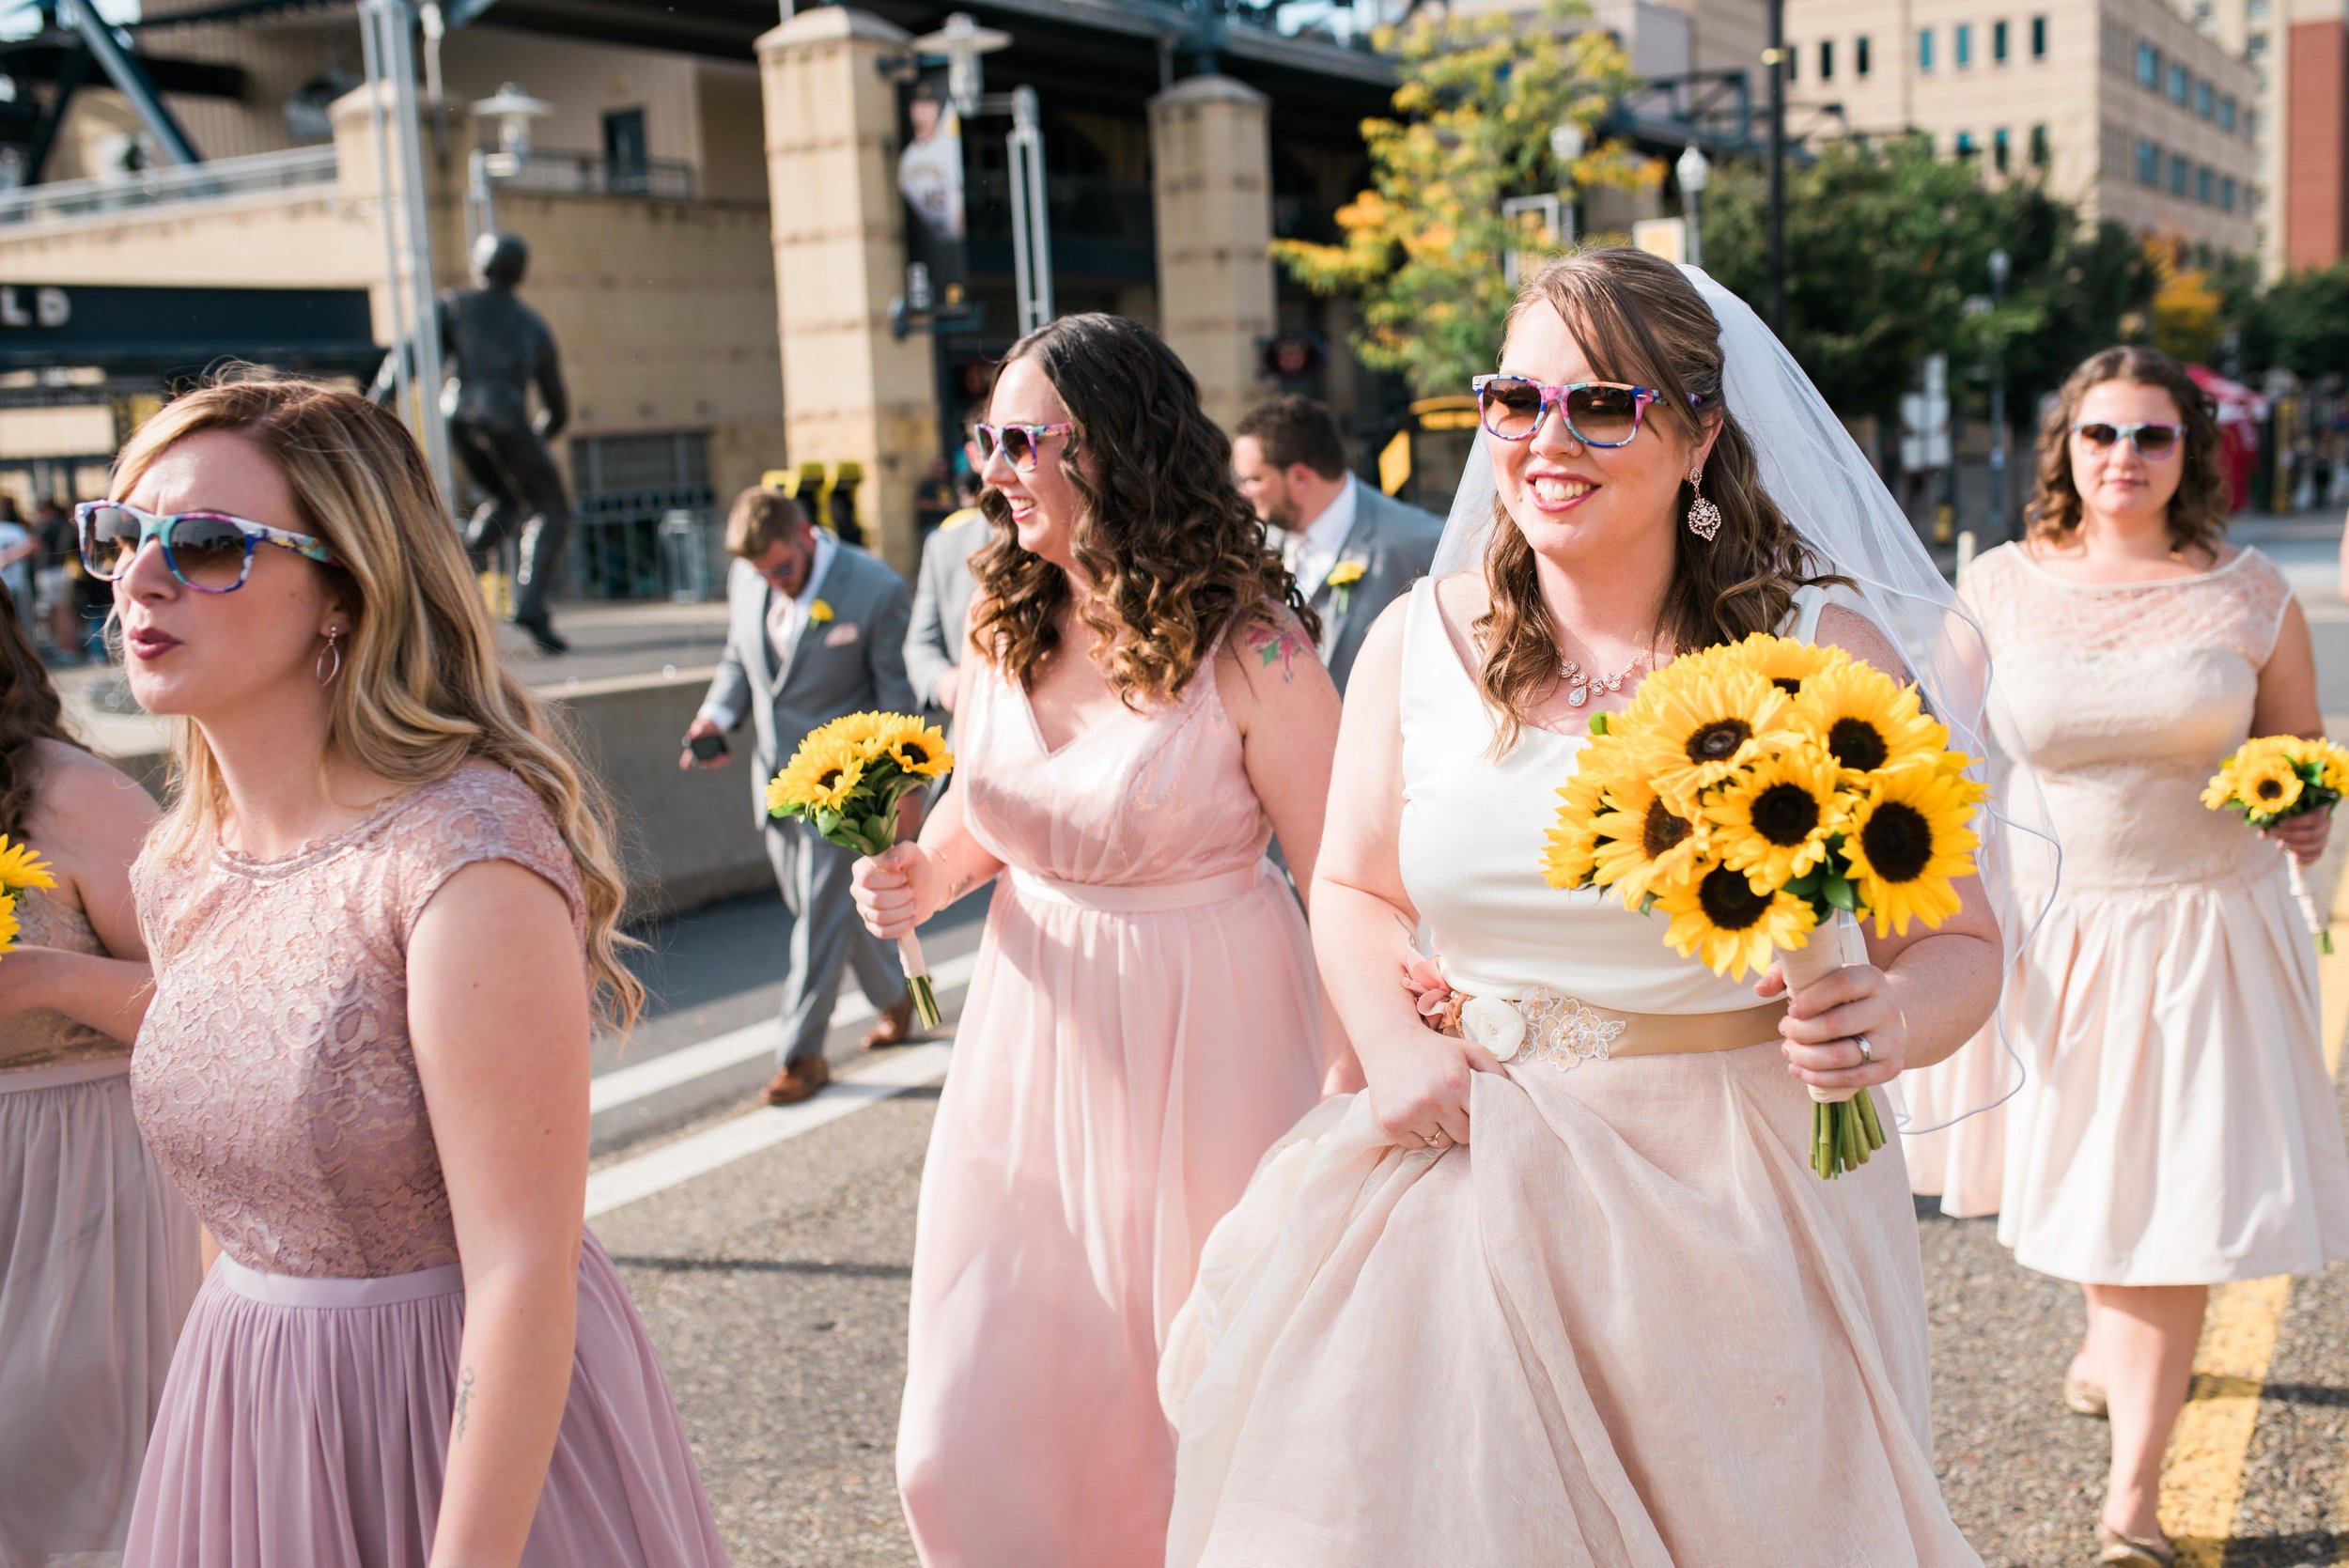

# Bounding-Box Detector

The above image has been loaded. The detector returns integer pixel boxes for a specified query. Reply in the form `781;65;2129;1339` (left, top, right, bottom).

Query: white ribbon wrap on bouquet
1775;911;1871;1105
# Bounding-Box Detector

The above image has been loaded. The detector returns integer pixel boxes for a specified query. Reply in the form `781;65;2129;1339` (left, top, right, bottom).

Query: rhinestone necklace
1559;647;1649;707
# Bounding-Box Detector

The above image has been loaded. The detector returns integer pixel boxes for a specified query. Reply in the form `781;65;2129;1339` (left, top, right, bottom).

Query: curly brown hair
969;314;1316;706
2025;346;2228;558
1478;247;1828;751
0;581;72;841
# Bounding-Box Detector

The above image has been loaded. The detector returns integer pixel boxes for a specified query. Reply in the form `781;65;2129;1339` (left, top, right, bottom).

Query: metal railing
490;149;697;202
0;146;341;228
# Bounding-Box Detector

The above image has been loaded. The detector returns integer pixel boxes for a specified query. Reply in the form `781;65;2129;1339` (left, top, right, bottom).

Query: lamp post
1676;144;1710;269
1765;0;1786;332
1549;118;1585;247
1987;246;2012;539
467;83;551;243
910;13;1051;334
359;0;454;516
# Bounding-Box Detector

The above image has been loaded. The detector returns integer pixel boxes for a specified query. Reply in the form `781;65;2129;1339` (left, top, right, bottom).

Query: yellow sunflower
769;735;870;815
1842;764;1983;936
1730;631;1848;699
1703;742;1850;892
872;714;956;779
0;893;17;955
1589;773;1711;906
1541;763;1611;891
2315;738;2349;794
1630;662;1798;812
2231;750;2305;820
1655;863;1819;981
0;836;55;893
1790;659;1949;784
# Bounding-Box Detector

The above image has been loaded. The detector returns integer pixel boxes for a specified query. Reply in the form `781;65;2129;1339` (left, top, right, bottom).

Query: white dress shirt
1280;474;1359;601
764;528;838;680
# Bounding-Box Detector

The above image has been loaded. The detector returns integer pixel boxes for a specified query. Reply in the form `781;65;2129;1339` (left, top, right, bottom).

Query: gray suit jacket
699;544;917;829
1308;486;1443;691
903;511;986;715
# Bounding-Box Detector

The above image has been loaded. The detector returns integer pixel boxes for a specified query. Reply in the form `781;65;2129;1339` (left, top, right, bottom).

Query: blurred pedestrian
1978;347;2348;1568
853;314;1337;1566
97;373;728;1567
0;498;34;613
31;498;77;660
1231;395;1441;691
0;583;198;1566
684;488;916;1104
904;466;984;723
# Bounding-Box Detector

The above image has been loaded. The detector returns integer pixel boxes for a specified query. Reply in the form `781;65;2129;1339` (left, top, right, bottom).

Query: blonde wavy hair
114;370;645;1031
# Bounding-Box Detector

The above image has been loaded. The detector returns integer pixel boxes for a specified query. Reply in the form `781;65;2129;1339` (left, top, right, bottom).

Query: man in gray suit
1233;396;1442;692
903;469;987;722
682;489;917;1106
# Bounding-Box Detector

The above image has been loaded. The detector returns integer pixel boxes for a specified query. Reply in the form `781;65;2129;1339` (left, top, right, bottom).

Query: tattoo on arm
454;1365;476;1439
1241;616;1313;683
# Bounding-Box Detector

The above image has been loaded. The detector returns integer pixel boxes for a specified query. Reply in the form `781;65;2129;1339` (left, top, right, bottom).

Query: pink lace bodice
957;625;1271;886
1964;542;2295;893
0;880;117;1078
129;766;586;1278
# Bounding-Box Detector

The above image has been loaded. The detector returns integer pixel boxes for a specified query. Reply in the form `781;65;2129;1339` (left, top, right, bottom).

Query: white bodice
1395;578;1770;1016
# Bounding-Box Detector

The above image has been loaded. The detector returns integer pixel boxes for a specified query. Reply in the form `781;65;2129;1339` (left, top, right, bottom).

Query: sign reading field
0;284;378;375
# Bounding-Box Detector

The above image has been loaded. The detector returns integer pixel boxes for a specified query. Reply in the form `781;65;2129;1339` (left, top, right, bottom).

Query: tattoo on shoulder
454;1365;476;1438
1240;615;1312;683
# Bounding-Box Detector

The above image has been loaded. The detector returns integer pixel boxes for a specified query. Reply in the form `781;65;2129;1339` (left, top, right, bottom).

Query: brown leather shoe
860;996;919;1051
762;1055;832;1106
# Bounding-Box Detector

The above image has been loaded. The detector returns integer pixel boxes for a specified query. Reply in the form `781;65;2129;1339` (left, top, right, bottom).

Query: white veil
1433;263;2060;1133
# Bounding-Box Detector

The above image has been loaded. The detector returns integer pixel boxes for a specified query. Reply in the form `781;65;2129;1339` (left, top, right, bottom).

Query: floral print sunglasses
76;501;342;594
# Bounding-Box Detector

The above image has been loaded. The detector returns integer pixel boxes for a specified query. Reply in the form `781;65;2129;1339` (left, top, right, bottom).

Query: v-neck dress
895;626;1325;1567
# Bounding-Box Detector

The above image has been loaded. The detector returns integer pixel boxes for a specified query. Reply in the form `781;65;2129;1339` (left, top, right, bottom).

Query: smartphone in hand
686;731;729;763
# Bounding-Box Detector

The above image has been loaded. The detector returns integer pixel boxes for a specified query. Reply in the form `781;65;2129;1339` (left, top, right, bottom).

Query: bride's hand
1757;961;1907;1094
852;843;944;939
1357;1022;1501;1150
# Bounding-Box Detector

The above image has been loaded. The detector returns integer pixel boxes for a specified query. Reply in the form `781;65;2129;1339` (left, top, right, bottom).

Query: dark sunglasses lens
1479;379;1545;439
2076;423;2121;448
2131;425;2179;456
78;506;142;580
165;517;249;589
1566;385;1642;445
1002;427;1038;468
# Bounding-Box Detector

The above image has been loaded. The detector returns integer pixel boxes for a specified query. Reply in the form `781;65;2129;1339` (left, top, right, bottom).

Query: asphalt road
576;514;2349;1566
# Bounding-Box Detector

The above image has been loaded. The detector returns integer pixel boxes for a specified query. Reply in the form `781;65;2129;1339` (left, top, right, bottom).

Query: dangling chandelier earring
315;628;345;687
1685;464;1722;542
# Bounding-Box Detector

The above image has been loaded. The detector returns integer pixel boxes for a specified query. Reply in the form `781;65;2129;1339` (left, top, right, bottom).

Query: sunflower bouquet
0;836;57;959
2202;735;2349;955
1542;632;1984;1179
768;712;956;1028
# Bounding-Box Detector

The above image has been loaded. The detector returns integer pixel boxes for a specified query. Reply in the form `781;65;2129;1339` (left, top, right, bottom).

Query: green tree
2242;263;2349;381
1273;1;1651;399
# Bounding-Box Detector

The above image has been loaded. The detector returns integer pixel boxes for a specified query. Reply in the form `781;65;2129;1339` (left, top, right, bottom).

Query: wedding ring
1423;1131;1444;1149
1855;1034;1875;1065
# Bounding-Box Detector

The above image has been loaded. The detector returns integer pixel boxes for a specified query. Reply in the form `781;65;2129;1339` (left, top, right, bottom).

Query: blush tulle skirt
0;1059;201;1567
123;1231;729;1567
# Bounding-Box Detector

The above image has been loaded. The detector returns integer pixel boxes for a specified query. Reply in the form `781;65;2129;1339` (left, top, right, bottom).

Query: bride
1159;247;2036;1564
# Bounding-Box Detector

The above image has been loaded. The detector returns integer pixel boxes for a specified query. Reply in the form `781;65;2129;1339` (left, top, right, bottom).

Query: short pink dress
896;629;1326;1566
123;766;729;1567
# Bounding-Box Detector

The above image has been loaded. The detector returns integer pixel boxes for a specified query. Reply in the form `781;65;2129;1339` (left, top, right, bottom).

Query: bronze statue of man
375;230;575;654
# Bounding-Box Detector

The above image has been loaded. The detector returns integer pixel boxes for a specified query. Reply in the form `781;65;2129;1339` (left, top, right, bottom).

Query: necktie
766;592;797;677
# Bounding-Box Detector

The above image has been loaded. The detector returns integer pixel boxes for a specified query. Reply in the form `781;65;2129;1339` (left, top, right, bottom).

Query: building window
1920;27;1935;69
1820;39;1834;80
1956;23;1973;66
2248;0;2269;18
1955;131;1976;160
2197;164;2213;204
2137;139;2159;186
2030;123;2050;167
2246;31;2267;60
2195;78;2212;117
2032;15;2047;58
1786;39;1797;80
1994;127;2011;171
2170;153;2187;195
1994;20;2009;62
2169;63;2188;103
2221;175;2236;211
1858;34;1872;76
2138;42;2160;88
2219;94;2237;132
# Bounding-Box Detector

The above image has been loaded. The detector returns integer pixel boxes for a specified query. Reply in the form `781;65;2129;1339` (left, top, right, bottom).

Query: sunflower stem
1856;1087;1886;1150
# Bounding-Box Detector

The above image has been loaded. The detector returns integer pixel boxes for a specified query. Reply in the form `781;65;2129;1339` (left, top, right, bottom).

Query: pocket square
823;623;861;647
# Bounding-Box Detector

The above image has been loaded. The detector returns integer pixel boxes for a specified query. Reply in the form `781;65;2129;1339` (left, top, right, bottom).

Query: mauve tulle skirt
122;1231;729;1567
0;1058;200;1568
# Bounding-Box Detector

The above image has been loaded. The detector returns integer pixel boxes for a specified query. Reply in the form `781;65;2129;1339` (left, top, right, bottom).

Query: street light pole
1676;145;1710;270
1987;246;2011;539
360;0;455;518
1766;0;1786;332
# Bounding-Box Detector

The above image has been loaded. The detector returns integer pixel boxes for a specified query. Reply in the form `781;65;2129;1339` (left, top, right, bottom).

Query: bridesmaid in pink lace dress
852;315;1339;1565
94;377;725;1567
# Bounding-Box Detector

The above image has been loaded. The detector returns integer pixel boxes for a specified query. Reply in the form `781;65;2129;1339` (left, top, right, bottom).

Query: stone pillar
1148;74;1276;432
757;7;936;576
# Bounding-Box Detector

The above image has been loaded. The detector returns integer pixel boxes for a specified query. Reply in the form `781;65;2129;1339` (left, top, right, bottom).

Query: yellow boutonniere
1327;559;1366;588
809;599;834;625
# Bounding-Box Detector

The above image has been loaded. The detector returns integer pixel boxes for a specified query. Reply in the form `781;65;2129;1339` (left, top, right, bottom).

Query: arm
0;751;158;1038
409;860;591;1568
1760;605;2004;1090
683;569;754;770
2250;597;2329;864
903;541;957;712
1310;594;1501;1142
533;332;568;442
865;571;919;717
853;595;1003;931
